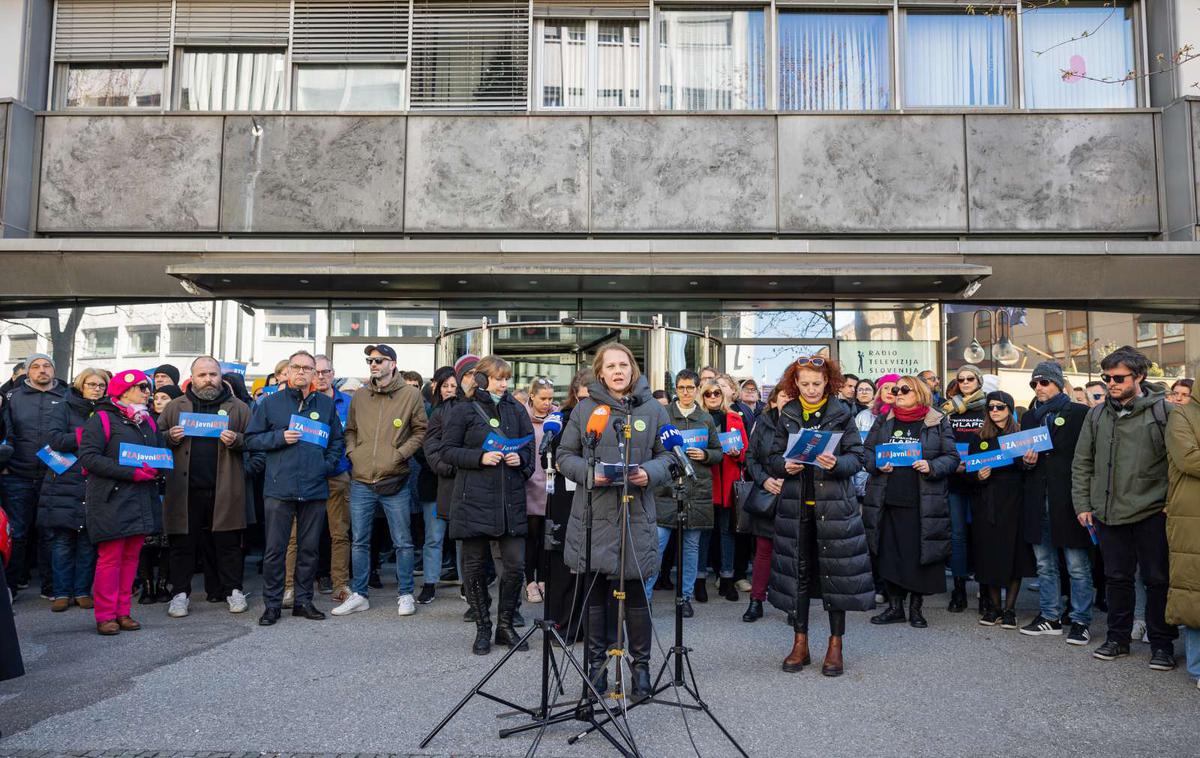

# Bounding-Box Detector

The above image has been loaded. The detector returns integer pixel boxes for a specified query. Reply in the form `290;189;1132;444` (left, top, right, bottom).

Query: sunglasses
1029;378;1054;389
702;391;723;398
895;386;915;396
365;357;389;366
987;403;1009;412
133;382;151;392
795;356;826;367
1101;373;1134;384
956;375;978;384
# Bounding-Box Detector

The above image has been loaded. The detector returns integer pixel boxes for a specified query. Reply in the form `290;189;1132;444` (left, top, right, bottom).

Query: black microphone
658;424;697;480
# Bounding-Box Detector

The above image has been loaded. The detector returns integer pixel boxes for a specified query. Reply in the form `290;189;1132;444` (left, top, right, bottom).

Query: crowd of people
1;343;1198;697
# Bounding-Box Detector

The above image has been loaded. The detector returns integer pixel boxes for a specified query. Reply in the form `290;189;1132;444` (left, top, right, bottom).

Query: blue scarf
1029;392;1070;427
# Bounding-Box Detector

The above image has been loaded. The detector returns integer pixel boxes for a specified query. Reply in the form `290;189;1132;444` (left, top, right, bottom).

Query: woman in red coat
698;377;748;602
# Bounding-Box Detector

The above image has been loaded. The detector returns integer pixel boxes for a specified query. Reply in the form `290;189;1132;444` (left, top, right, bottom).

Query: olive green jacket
1165;399;1200;628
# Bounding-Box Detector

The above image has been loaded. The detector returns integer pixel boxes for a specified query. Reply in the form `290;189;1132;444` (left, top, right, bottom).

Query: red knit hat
108;369;151;399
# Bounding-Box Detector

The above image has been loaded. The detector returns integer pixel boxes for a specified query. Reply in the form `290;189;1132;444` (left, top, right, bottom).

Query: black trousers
461;535;524;588
525;515;546;584
168;488;244;597
1095;511;1177;650
263;497;325;609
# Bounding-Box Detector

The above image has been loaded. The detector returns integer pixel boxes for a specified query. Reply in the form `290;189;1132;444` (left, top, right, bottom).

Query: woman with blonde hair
700;376;748;602
523;376;557;603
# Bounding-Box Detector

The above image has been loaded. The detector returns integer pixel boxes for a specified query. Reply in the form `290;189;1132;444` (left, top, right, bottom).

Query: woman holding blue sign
767;356;871;677
700;377;748;602
968;391;1036;629
78;369;165;636
863;375;958;629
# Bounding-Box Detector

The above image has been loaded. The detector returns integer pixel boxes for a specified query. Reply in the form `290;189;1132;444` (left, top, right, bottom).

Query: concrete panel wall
404;116;589;233
590;116;776;233
38;115;222;233
1;101;36;237
966;113;1160;233
779;115;967;233
221;116;406;233
1161;100;1197;240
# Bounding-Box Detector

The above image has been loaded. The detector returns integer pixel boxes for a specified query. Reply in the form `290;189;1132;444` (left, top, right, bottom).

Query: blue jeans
1;474;39;587
51;527;96;599
349;481;415;598
698;508;736;579
646;526;701;602
420;500;446;584
1183;626;1200;679
947;491;971;578
1030;506;1094;625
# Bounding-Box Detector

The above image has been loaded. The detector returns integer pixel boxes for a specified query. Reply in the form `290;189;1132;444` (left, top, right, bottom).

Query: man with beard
160;356;253;617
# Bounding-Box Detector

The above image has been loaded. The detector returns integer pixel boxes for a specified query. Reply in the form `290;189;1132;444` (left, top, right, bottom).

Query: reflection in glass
778;12;890;110
904;13;1010;107
1022;5;1136;108
295;65;404;110
65;65;163;107
658;9;766;110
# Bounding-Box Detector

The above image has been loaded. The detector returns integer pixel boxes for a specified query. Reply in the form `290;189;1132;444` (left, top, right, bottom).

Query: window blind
533;0;649;19
410;0;530;110
174;0;292;46
293;0;410;62
53;0;173;62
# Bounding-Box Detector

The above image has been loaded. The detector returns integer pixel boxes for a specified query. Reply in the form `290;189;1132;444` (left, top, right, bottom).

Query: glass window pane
168;325;206;354
597;21;643;108
8;335;37;361
778;12;891;111
542;21;588;108
128;328;160;356
658;9;766;111
904;13;1011;107
65;65;163;108
85;328;117;357
1022;5;1136;108
179;50;286;111
295;65;404;111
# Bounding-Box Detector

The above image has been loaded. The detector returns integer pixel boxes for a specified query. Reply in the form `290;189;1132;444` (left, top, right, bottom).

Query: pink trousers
93;535;144;623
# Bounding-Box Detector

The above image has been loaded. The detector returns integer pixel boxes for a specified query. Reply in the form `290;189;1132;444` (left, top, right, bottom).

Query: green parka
1165;399;1200;628
654;402;722;529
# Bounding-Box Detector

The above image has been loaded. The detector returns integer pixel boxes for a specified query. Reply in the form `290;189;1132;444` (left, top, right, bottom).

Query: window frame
172;46;289;111
83;327;119;359
54;62;168;110
534;17;649;112
167;323;207;356
775;8;895;113
126;326;162;357
264;310;316;342
898;7;1019;110
655;5;771;112
7;334;38;362
292;63;408;111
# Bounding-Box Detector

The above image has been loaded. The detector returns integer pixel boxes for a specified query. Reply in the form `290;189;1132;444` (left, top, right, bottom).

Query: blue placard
718;431;743;454
37;445;78;475
179;412;229;438
955;443;969;457
786;429;843;463
257;384;283;402
118;443;175;469
289;414;330;448
219;361;247;376
482;432;533;454
998;427;1053;458
963;448;1014;473
679;428;708;449
875;441;921;467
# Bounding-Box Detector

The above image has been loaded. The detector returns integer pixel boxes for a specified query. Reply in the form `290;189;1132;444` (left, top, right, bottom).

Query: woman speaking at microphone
766;356;872;677
559;343;672;702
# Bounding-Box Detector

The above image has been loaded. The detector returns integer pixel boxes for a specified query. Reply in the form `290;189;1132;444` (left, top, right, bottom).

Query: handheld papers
719;431;744;454
875;442;921;467
963;448;1013;473
785;430;843;463
997;427;1053;457
179;412;229;438
679;428;708;450
118;443;174;469
289;414;330;448
38;445;78;475
595;462;640;486
219;361;247;376
482;432;533;454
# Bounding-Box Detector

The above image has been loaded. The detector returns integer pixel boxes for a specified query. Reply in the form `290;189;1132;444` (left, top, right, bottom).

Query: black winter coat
422;396;459;521
443;390;535;540
654;402;721;529
767;398;874;614
37;389;101;532
77;399;164;544
544;406;576;553
1020;400;1092;550
862;409;959;566
740;407;779;540
244;386;346;502
1;379;69;477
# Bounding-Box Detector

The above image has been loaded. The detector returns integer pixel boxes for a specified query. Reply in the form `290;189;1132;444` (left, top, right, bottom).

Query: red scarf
893;405;930;423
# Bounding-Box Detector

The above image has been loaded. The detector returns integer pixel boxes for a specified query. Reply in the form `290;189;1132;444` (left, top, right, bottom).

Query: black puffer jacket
443;389;535;540
422;396;460;521
654;402;721;529
741;406;779;539
1;378;69;477
767;398;873;614
862;409;959;566
77;399;164;544
37;389;101;532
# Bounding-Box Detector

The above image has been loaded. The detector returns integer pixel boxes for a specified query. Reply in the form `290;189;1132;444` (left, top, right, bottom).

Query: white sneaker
331;592;370;616
735;579;752;593
167;592;190;618
1132;619;1148;643
397;594;416;616
282;589;294;609
227;589;248;614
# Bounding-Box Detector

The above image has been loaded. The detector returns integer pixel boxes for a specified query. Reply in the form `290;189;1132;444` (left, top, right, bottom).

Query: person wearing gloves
558;343;672;702
77;370;165;636
941;363;988;613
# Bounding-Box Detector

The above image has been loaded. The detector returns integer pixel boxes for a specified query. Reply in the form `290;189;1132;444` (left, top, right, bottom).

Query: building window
1164;323;1186;339
1136;321;1156;344
128;327;161;356
295;65;405;110
538;19;644;110
903;12;1011;107
1022;4;1137;108
60;65;164;108
778;12;891;111
169;325;206;355
7;334;37;362
332;310;380;337
265;311;315;340
658;8;767;111
177;50;286;111
84;328;118;358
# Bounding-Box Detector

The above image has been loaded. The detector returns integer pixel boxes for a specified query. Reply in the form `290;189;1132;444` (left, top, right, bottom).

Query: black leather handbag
734;479;778;519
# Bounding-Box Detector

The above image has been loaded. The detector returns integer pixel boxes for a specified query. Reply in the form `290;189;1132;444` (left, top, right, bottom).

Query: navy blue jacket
1;379;70;477
38;388;102;532
244;385;346;502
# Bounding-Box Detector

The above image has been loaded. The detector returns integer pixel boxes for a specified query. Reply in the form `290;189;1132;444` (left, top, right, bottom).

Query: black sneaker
1149;649;1176;671
1000;610;1017;629
681;600;694;618
978;608;1001;626
1066;623;1090;646
416;583;436;604
1019;615;1062;636
1093;640;1130;661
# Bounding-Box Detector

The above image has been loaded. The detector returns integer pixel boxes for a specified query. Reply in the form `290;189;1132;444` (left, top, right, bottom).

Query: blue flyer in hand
963;448;1013;473
482;432;533;454
679;428;708;449
998;427;1053;458
179;412;229;438
785;429;843;463
719;431;743;454
37;445;78;475
118;443;175;469
956;443;969;457
219;361;247;376
289;414;330;448
875;442;921;467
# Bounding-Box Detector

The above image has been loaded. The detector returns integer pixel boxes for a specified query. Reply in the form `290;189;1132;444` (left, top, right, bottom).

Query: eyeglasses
1029;379;1054;389
1101;373;1133;384
702;391;723;398
895;386;915;396
316;369;334;376
676;385;697;393
795;356;826;367
956;375;978;384
83;382;107;390
289;363;316;373
987;403;1009;412
365;357;389;366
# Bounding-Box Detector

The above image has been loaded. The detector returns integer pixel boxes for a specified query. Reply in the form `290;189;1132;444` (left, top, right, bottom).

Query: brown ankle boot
781;632;811;673
116;615;141;631
822;636;844;677
96;620;120;636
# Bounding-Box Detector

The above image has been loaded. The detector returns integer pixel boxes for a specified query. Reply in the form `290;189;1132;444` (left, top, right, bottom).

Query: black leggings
585;573;649;610
525;515;545;585
461;535;524;587
793;594;846;636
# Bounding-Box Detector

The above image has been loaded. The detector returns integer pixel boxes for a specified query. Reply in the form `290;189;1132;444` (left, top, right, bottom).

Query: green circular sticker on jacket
393;418;403;428
309;412;320;420
634;419;646;432
489;418;500;428
893;430;903;437
217;409;228;417
1055;416;1066;426
980;441;989;450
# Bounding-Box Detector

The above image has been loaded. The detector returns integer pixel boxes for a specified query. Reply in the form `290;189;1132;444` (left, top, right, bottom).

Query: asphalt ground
1;564;1196;758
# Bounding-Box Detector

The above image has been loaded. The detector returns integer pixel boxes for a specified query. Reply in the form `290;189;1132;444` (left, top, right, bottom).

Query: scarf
799;397;827;422
942;388;986;416
114;400;152;425
1028;391;1070;425
894;405;930;423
